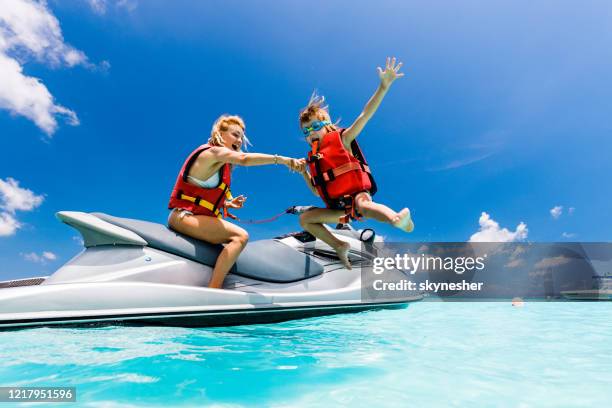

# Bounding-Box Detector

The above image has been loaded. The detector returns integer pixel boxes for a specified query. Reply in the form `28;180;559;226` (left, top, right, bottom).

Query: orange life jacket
307;130;377;217
168;144;232;218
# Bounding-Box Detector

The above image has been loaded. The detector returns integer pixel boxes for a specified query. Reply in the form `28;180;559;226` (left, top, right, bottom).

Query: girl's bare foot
334;241;352;270
393;208;414;233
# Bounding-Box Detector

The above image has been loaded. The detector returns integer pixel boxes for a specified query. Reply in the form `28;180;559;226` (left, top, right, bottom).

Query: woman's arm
209;146;299;169
342;57;404;146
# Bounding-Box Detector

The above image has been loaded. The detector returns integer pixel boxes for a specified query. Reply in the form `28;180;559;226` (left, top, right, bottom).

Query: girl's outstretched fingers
378;56;405;87
393;208;414;233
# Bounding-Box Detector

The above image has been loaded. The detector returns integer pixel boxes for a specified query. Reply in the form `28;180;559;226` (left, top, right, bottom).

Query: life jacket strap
223;206;238;220
178;193;222;218
307;153;324;163
321;162;371;182
337;194;363;224
307;140;323;163
222;187;237;220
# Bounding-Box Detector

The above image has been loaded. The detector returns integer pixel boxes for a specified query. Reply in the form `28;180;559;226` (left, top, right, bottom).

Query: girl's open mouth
307;135;320;144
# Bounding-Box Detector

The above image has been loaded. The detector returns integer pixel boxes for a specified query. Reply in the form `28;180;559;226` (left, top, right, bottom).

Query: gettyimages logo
361;242;612;302
372;253;487;275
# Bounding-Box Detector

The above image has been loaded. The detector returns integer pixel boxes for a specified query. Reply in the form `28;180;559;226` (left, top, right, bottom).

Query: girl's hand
292;158;307;173
283;157;305;173
378;57;404;89
226;195;247;209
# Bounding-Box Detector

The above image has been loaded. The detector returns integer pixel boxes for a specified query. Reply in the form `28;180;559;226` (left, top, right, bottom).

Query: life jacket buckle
309;153;324;162
337;194;363;224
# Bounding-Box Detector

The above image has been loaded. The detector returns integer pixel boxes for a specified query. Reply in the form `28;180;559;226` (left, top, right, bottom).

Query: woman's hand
226;195;247;209
378;57;404;89
280;157;306;173
290;158;307;173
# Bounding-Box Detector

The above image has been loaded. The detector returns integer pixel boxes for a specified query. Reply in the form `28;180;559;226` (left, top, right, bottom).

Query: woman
168;114;301;288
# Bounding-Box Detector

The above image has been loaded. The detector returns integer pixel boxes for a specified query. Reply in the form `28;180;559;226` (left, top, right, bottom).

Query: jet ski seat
92;213;323;283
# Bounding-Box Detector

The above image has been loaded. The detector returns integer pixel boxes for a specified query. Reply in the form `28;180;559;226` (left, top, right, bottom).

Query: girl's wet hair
208;114;251;150
299;92;338;131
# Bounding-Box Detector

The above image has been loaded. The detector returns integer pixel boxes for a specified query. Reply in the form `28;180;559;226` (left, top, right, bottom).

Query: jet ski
0;210;422;329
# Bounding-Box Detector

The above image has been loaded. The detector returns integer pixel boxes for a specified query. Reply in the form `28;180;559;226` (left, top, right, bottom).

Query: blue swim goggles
302;120;331;136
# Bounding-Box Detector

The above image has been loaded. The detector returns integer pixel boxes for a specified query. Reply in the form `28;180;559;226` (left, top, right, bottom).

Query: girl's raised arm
343;57;404;146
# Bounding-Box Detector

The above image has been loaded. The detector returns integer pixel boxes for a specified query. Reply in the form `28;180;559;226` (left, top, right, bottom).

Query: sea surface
1;301;611;407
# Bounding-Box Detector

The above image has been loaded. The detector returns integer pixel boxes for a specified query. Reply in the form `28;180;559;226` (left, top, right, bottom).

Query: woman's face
220;124;245;151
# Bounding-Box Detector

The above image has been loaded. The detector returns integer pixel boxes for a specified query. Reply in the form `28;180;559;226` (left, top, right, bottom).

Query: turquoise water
1;302;611;407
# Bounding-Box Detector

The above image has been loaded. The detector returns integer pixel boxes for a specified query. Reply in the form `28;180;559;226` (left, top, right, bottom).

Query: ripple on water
0;303;611;407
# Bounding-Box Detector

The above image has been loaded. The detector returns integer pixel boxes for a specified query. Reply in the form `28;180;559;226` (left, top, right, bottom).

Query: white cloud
505;258;524;268
0;212;20;236
0;0;88;67
568;207;575;215
561;232;576;239
0;0;89;135
42;250;56;260
21;250;57;263
429;152;495;171
87;0;138;15
469;212;528;242
534;255;571;269
0;53;79;133
550;205;563;220
99;59;111;71
88;0;107;15
0;177;44;213
22;252;40;262
504;247;527;268
0;177;44;237
116;0;138;12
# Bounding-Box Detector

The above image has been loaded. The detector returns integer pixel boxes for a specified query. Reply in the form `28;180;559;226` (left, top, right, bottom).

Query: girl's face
302;117;331;145
220;123;245;151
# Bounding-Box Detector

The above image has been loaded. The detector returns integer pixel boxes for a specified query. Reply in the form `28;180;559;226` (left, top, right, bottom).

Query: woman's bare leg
168;210;249;288
355;193;414;232
299;208;353;269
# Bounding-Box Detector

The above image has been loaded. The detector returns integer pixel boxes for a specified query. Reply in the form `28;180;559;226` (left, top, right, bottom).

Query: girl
168;114;302;288
298;57;414;269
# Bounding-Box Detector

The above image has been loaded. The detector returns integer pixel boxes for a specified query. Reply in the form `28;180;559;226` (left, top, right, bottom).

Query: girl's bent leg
299;208;353;269
168;210;249;288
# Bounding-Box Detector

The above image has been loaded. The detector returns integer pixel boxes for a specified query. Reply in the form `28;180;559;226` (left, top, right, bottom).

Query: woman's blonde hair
208;114;251;150
298;91;338;131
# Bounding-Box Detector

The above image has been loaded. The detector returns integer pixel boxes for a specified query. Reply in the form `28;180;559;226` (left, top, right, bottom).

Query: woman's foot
393;208;414;233
334;241;352;270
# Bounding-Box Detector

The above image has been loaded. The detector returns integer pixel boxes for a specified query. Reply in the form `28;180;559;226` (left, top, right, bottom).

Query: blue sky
1;0;611;279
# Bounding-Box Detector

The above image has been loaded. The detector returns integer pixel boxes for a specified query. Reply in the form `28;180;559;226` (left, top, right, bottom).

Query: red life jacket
307;130;377;210
168;144;232;218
